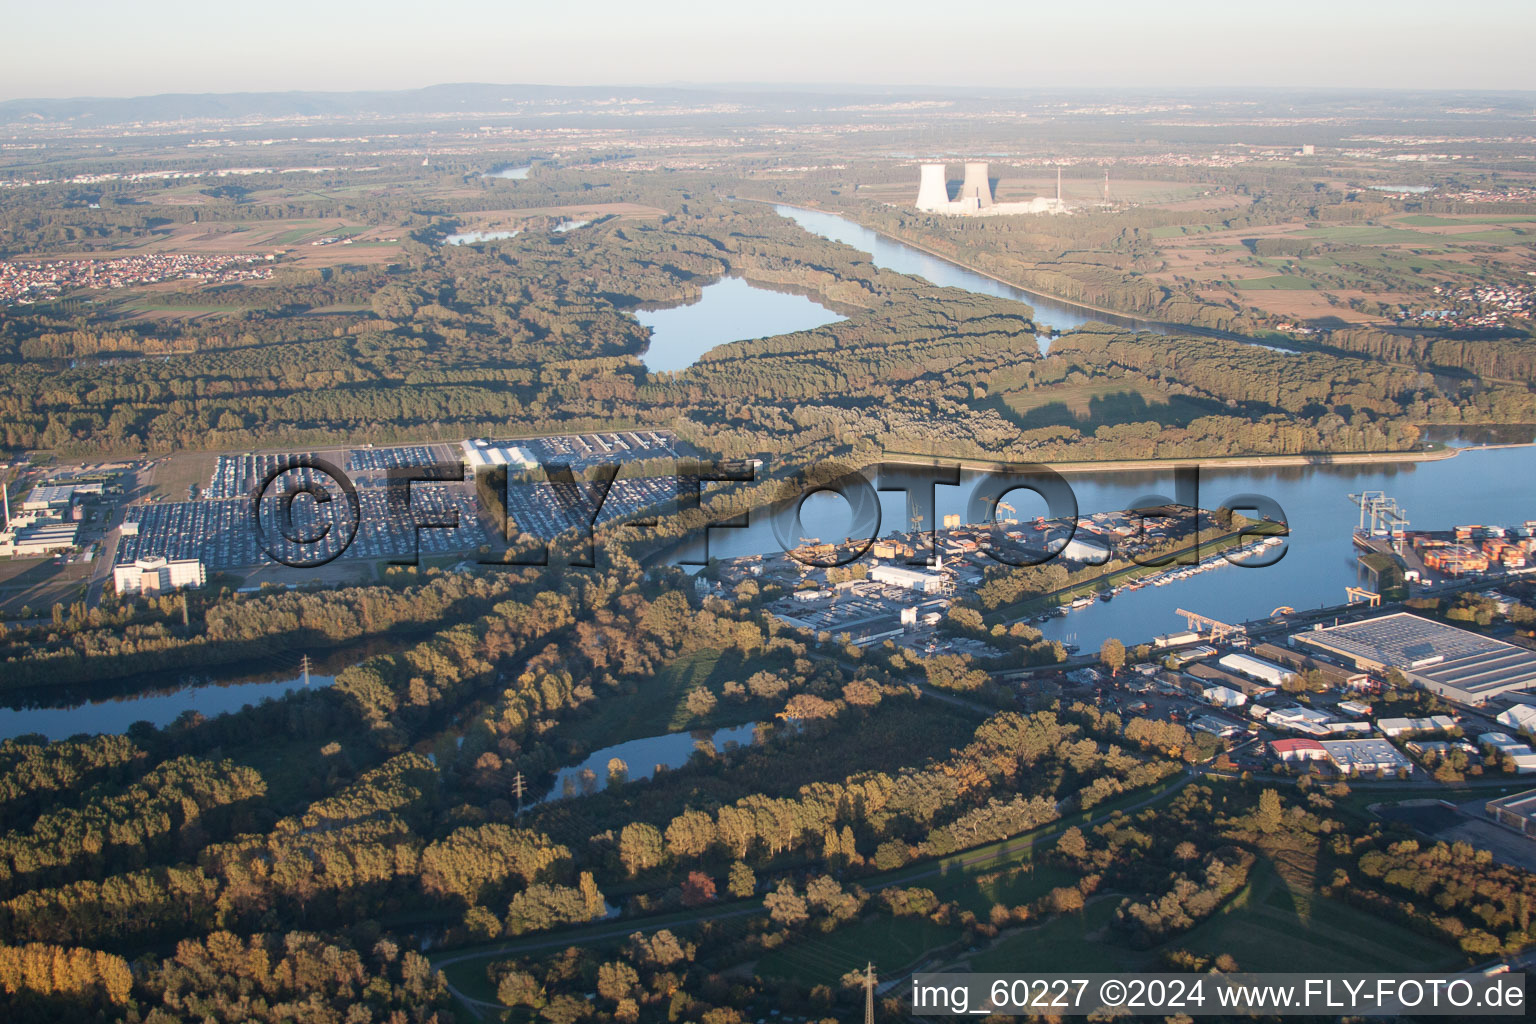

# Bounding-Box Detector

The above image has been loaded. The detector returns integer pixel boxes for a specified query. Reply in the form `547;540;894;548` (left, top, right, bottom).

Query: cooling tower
915;163;951;211
959;161;992;208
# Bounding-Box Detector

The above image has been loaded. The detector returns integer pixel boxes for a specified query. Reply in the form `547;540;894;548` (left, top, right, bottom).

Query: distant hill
0;82;896;125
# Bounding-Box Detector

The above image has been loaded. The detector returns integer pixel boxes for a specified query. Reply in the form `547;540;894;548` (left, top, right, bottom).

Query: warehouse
1292;612;1536;705
0;521;79;557
868;565;950;594
1270;738;1329;764
1486;789;1536;838
1496;704;1536;736
1377;715;1458;738
1319;738;1413;777
1201;683;1247;708
1218;652;1294;688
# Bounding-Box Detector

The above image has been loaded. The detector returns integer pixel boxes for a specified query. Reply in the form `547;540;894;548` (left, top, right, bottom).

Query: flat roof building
0;521;79;557
868;565;950;594
1267;705;1338;736
1487;790;1536;837
1320;738;1413;777
1270;738;1329;763
1377;715;1458;738
1292;612;1536;705
1218;652;1294;688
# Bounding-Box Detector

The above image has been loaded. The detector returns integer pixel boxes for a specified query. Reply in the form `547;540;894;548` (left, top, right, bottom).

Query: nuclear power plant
913;161;1068;216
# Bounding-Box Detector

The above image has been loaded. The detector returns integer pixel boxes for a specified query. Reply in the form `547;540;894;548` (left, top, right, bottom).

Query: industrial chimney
959;162;993;209
915;164;951;212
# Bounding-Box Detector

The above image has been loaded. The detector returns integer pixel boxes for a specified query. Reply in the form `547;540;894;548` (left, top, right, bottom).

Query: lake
540;720;765;803
0;669;335;741
634;276;845;373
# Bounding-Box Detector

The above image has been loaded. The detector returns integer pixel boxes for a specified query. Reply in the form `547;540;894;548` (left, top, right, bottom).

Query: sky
5;0;1536;100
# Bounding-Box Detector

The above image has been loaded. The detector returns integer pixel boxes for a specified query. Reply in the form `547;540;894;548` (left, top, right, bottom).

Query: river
690;442;1536;653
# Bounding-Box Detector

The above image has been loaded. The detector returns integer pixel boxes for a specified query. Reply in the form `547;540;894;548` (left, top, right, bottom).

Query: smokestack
915;163;951;212
959;162;992;208
1056;166;1062;203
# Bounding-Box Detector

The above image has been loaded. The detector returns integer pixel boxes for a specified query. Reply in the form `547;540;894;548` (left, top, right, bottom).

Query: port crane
1345;586;1382;607
1174;608;1247;644
1348;491;1409;552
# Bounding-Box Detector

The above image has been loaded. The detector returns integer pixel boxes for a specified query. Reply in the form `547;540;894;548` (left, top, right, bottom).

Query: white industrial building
1154;630;1201;649
1481;732;1527;753
1266;705;1338;736
1319;738;1413;777
113;557;206;595
1376;715;1458;738
869;565;950;594
0;521;79;557
1496;704;1536;736
1201;684;1248;709
1056;536;1111;564
461;439;539;471
1218;652;1294;688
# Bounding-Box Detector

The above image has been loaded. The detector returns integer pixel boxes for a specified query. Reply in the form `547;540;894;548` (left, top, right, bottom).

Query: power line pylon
864;962;876;1024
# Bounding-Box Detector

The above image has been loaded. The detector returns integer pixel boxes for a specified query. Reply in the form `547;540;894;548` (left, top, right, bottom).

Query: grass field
1236;275;1320;291
1297;225;1454;248
556;645;793;750
1397;215;1536;227
1178;859;1457;971
966;852;1458;976
755;914;963;985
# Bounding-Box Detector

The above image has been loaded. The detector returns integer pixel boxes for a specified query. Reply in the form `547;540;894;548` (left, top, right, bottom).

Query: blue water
694;445;1536;653
542;721;765;802
0;672;335;741
635;276;845;373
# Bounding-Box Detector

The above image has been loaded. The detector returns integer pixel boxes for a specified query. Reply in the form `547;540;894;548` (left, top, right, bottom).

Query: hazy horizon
6;0;1536;102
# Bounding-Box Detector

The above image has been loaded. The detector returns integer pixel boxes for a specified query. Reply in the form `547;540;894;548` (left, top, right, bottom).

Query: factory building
1486;790;1536;838
1320;738;1413;776
1201;683;1247;709
1496;704;1536;736
1270;738;1329;764
1292;612;1536;705
1376;715;1459;738
0;521;79;557
1056;536;1111;564
1264;705;1340;736
113;557;207;596
868;565;950;594
1217;652;1294;688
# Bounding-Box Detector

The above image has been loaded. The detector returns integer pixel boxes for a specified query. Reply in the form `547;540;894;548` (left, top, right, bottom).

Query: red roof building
1269;738;1328;762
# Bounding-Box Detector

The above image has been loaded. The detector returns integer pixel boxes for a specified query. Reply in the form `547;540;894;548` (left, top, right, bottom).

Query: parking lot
116;486;489;570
